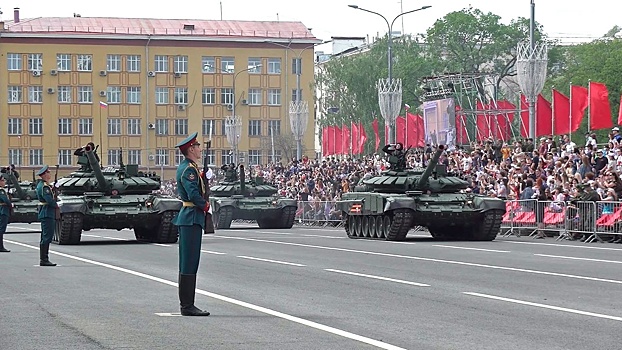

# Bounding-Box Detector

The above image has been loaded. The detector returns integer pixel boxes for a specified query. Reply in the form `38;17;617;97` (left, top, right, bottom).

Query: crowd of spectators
157;127;622;243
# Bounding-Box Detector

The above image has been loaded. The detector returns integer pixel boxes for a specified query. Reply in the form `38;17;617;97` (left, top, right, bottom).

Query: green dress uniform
35;165;57;266
0;175;12;252
172;132;210;316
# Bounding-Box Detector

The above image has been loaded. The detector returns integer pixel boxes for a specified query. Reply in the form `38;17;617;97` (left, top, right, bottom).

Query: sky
2;0;620;53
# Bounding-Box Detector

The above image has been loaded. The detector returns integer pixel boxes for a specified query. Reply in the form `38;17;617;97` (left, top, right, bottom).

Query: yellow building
0;10;319;179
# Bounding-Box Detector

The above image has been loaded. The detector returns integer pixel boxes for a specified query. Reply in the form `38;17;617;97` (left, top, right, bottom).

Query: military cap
575;183;585;190
175;132;199;152
0;174;7;181
36;165;50;176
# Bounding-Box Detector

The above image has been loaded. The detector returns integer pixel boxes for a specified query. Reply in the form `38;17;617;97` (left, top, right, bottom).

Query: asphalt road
1;223;620;350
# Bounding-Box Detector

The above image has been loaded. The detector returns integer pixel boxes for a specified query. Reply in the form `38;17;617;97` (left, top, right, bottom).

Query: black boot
39;244;56;267
179;274;210;316
0;234;9;252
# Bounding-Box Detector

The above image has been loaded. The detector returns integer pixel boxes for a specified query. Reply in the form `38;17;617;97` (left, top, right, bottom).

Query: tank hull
209;196;297;229
8;200;39;224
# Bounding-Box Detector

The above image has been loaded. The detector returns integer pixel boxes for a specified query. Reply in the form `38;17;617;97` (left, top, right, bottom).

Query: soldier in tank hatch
172;132;210;316
36;165;58;266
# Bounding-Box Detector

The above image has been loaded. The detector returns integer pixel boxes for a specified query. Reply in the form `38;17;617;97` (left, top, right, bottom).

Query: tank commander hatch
221;163;238;182
74;142;101;162
382;142;407;170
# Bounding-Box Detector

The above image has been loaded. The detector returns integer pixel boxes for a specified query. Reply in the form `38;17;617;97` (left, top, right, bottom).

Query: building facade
0;11;319;179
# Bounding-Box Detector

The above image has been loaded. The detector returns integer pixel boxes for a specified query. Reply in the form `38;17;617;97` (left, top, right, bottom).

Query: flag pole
99;102;104;152
569;82;573;142
551;86;555;137
587;79;591;134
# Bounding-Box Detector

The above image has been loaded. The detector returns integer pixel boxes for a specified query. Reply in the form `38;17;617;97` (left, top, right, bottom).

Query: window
248;88;262;105
155;87;169;104
154;55;168;72
57;54;71;71
58;86;72;103
58;150;72;166
155;149;169;166
27;53;43;71
128;150;141;165
221;88;233;105
7;86;22;103
106;54;121;71
29;118;43;135
58;118;72;135
271;150;282;164
248;58;261;73
7;53;22;71
78;86;92;103
77;54;92;71
292;58;301;75
174;88;188;104
268;58;281;74
79;118;93;135
28;86;43;103
268;120;281;135
202;88;215;104
268;89;281;105
249;120;261;136
221;151;233;166
107;149;120;166
202;149;216;165
175;149;184;166
248;150;262;165
126;55;141;72
8;118;22;135
108;119;121;135
292;89;302;102
221;57;234;73
106;86;121;103
174;55;188;73
30;149;43;166
8;149;22;165
127;87;141;104
127;119;141;135
202;56;215;73
174;119;188;136
155;119;168;135
202;119;216;137
221;121;227;136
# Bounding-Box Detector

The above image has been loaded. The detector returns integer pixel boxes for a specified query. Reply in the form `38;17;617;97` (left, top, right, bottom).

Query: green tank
336;145;506;241
209;164;297;229
53;145;182;245
4;170;39;224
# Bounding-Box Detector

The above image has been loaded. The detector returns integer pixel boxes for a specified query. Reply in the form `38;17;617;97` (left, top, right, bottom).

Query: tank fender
383;197;417;212
210;198;237;212
337;199;366;215
473;196;507;213
152;197;182;213
58;198;88;215
275;198;298;208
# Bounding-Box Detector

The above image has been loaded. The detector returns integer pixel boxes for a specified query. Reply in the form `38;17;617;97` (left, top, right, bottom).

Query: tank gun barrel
85;146;108;191
6;171;26;199
416;145;445;190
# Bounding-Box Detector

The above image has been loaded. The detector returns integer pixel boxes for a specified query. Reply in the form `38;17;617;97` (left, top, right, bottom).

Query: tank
336;145;506;241
53;145;182;245
209;164;297;229
3;169;39;224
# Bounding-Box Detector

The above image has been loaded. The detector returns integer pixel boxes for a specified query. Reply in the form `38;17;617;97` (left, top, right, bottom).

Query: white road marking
502;240;622;252
6;226;41;232
6;240;404;350
301;228;342;232
102;236;127;241
155;312;182;317
464;292;622;322
535;254;622;264
325;269;430;287
82;234;102;238
215;236;622;285
237;256;306;267
302;234;345;239
152;244;172;247
201;250;227;255
432;245;510;253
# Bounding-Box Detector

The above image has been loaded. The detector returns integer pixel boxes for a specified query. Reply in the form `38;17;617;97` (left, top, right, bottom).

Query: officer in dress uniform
36;165;57;266
172;132;211;316
0;175;12;253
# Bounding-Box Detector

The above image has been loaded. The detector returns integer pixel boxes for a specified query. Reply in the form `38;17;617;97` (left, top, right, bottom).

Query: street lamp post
348;4;431;144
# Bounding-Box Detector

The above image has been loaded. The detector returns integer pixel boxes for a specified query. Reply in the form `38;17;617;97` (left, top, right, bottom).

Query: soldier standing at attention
0;175;12;252
173;132;211;316
36;165;57;266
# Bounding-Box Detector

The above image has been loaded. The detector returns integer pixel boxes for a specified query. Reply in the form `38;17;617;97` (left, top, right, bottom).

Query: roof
2;17;318;42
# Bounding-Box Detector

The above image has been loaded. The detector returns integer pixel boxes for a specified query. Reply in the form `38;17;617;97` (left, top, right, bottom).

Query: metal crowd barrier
295;200;344;228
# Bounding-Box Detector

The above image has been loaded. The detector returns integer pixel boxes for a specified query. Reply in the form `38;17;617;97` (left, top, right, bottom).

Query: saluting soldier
0;175;12;253
36;165;57;266
172;132;211;316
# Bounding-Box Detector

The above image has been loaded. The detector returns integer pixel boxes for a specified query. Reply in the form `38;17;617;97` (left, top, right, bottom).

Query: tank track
152;211;179;243
53;212;84;245
257;206;297;229
345;209;413;241
215;206;234;229
470;209;504;241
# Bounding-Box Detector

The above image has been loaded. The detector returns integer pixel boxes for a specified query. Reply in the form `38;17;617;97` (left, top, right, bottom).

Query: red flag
553;89;571;135
322;127;328;156
334;126;343;155
415;114;425;147
495;100;515;141
618;95;622;126
358;122;367;154
536;94;552;137
570;85;588;132
476;100;490;141
395;116;406;145
372;119;380;151
350;122;359;155
520;95;529;138
342;124;351;155
589;81;613;130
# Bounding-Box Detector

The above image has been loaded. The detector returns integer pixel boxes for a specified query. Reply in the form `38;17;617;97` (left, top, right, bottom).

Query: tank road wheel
382;215;392;239
385;209;413;241
215;206;234;229
354;216;363;237
346;215;356;238
369;216;378;238
53;212;83;245
470;209;505;241
361;216;370;238
376;216;386;239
